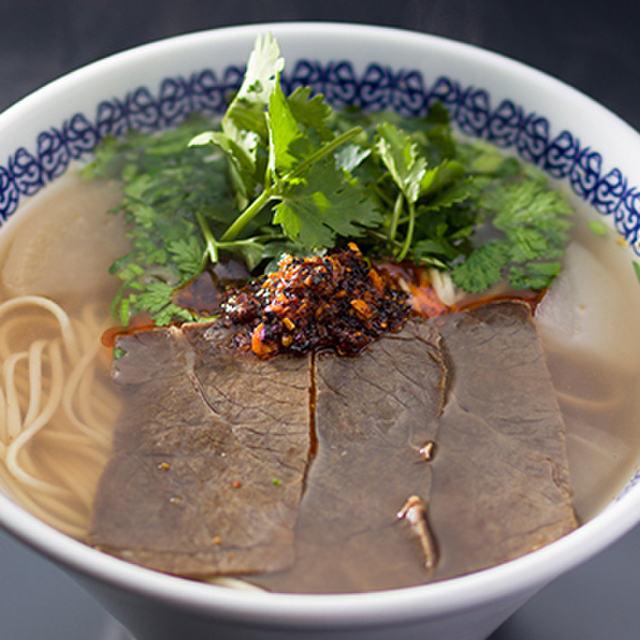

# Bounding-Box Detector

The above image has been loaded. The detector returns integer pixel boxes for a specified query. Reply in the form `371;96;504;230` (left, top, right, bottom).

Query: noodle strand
0;295;119;539
0;296;81;362
5;340;67;495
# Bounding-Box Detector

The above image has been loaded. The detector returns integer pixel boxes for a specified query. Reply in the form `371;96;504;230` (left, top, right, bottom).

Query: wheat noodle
0;295;117;539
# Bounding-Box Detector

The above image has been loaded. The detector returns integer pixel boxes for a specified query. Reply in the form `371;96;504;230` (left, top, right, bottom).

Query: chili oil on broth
0;169;638;573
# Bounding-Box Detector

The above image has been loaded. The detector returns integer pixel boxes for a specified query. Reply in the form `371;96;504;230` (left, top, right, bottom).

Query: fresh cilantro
229;31;284;113
451;241;510;293
376;122;426;205
455;177;575;292
167;236;205;276
133;281;195;327
272;157;380;249
375;122;426;260
588;219;609;236
633;260;640;285
85;32;575;326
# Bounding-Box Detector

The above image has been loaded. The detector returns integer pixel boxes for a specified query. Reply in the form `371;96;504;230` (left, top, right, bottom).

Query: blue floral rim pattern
1;58;640;257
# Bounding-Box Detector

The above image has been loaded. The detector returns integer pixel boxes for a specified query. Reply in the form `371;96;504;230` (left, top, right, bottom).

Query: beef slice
254;302;577;591
90;322;312;577
253;320;448;593
91;300;577;591
427;300;578;581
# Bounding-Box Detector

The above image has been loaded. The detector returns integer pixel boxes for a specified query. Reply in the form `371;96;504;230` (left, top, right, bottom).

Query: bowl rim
1;20;640;629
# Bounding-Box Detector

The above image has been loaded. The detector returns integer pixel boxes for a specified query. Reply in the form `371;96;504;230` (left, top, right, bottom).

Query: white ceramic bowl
1;22;640;640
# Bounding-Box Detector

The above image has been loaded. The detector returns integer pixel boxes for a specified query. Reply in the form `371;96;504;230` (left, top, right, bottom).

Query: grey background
2;0;640;131
1;0;640;638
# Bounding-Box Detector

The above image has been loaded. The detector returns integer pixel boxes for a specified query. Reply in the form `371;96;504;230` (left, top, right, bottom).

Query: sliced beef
90;322;312;577
253;320;448;593
91;300;577;590
427;300;578;581
254;301;576;592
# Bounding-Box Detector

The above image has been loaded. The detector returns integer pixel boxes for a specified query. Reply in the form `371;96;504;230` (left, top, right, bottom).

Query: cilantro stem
283;126;363;182
388;192;404;242
220;187;275;242
110;279;134;322
217;233;284;249
195;209;219;265
396;200;416;262
366;227;404;249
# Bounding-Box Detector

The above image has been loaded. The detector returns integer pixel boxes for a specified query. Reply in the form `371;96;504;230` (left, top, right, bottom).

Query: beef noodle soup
1;35;639;591
0;166;638;592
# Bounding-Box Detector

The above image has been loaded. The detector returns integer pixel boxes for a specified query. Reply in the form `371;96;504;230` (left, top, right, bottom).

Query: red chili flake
251;323;276;359
350;298;373;319
368;268;385;294
219;244;411;358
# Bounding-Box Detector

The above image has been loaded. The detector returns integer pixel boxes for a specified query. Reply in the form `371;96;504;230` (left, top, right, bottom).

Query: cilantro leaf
167;236;205;275
335;144;371;173
419;160;466;200
376;122;426;204
273;157;379;249
190;122;259;207
451;241;511;292
286;86;333;139
507;260;562;291
481;178;573;290
633;260;640;285
134;281;196;326
227;32;284;117
267;77;304;176
508;227;550;263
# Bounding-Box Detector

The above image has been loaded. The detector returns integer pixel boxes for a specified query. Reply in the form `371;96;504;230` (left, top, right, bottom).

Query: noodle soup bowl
1;22;640;640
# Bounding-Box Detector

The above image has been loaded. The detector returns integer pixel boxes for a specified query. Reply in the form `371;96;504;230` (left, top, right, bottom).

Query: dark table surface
1;1;640;638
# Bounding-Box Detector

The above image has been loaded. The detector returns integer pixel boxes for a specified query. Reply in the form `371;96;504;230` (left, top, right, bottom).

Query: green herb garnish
84;32;574;326
633;260;640;285
588;219;609;236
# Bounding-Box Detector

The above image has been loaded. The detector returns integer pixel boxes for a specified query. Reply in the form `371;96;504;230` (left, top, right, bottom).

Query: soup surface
0;169;638;590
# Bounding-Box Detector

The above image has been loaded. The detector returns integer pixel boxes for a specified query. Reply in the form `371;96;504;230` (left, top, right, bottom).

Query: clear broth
0;171;638;536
